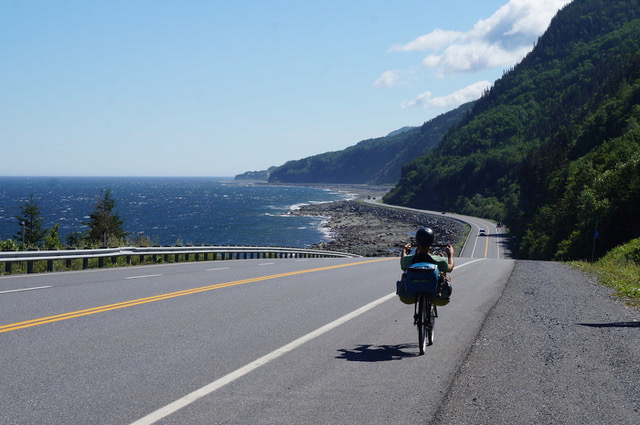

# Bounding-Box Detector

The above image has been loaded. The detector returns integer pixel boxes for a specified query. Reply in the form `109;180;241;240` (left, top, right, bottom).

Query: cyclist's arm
400;243;412;270
446;244;455;272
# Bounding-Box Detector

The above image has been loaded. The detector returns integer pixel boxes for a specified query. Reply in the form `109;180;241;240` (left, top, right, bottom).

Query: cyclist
401;227;454;273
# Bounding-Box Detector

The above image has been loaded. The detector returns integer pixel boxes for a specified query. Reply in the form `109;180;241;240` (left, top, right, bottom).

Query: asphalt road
443;211;510;260
1;255;515;424
3;207;637;424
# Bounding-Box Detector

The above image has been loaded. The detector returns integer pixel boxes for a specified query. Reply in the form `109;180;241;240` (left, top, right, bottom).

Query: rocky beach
289;188;467;257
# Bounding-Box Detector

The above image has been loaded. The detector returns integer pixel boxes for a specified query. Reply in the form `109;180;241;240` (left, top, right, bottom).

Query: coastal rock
290;200;466;257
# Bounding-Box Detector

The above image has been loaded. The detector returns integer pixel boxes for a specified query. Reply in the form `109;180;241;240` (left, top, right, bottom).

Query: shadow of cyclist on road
336;344;418;362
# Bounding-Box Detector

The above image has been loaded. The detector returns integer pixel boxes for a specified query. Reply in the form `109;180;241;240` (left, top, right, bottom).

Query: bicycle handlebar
409;238;451;248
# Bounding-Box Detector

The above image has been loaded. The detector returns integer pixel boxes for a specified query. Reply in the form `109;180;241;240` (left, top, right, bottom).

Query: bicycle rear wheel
417;294;429;355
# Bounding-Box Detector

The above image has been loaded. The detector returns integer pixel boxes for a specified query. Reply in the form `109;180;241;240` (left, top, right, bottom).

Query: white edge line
206;267;230;271
130;292;397;425
131;258;487;425
0;286;53;294
124;274;163;280
456;258;485;270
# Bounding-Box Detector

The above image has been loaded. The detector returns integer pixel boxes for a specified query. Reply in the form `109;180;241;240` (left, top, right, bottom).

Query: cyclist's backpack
396;261;452;305
404;262;439;294
396;262;439;304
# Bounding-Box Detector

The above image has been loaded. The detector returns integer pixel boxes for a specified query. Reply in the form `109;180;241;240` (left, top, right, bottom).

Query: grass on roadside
570;237;640;308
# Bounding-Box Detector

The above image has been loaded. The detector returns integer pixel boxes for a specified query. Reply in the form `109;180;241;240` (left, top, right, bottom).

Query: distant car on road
479;228;486;236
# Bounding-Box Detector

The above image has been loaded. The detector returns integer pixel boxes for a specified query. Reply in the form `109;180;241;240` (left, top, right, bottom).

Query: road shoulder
432;260;640;425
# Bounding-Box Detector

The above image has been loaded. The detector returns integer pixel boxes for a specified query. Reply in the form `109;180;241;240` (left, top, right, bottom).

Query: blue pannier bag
402;262;439;295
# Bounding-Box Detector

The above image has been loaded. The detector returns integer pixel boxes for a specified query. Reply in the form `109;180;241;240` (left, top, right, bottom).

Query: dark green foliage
385;0;640;260
14;195;46;247
85;189;127;246
234;166;277;181
268;102;474;184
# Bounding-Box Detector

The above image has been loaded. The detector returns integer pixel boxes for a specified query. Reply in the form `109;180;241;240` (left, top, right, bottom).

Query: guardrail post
127;255;132;265
47;260;54;272
164;254;169;262
83;258;88;269
111;256;118;265
66;259;72;268
175;253;179;262
5;262;12;274
195;253;200;261
27;261;34;273
204;252;209;261
139;254;145;263
99;257;104;268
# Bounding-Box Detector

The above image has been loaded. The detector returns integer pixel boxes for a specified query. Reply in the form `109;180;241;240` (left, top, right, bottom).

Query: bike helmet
415;227;435;247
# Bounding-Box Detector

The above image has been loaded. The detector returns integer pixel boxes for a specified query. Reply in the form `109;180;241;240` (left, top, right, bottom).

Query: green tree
14;195;46;248
65;231;87;248
85;189;127;246
43;223;63;250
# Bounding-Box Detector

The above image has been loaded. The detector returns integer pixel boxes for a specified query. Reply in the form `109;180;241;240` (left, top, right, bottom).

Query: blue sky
1;0;571;177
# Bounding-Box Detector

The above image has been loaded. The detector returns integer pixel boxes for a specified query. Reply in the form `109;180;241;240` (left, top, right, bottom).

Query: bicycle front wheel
417;294;429;355
428;303;437;346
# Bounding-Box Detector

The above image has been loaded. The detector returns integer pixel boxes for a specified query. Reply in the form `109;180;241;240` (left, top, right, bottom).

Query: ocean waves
0;177;347;247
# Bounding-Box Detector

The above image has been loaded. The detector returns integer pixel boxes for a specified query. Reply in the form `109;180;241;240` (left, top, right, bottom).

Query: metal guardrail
0;246;360;274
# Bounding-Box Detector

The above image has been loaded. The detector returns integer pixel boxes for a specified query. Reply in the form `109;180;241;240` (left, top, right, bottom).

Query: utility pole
591;217;599;262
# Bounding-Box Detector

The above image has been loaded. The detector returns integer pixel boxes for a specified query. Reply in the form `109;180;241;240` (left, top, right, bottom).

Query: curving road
1;254;514;424
441;211;510;259
363;200;511;259
3;206;634;424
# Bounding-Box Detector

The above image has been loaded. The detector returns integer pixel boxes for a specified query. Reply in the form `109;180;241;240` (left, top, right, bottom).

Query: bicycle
414;292;437;355
405;244;448;355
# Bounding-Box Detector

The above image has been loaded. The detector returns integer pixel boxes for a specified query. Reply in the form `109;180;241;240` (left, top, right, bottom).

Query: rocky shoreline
290;198;467;257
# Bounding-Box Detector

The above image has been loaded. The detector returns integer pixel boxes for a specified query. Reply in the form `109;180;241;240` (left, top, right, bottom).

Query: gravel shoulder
432;260;640;425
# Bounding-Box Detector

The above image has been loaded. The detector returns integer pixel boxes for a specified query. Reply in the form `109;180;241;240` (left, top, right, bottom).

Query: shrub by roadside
571;237;640;307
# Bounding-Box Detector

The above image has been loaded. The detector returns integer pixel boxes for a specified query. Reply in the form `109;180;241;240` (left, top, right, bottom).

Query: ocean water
0;177;351;247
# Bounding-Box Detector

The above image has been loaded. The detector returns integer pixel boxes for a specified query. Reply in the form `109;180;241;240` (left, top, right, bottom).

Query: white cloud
374;70;400;88
380;0;570;112
424;40;533;76
388;0;571;77
389;29;466;52
402;80;492;109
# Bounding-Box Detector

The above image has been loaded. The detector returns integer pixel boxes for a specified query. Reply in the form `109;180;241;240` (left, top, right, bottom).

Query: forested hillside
384;0;640;260
267;102;473;184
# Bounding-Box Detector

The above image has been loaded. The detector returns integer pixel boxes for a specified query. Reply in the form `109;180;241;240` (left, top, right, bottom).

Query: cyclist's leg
428;300;436;345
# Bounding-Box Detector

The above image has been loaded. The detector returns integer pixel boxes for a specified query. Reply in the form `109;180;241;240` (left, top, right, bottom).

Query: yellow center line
484;234;489;258
0;258;393;334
